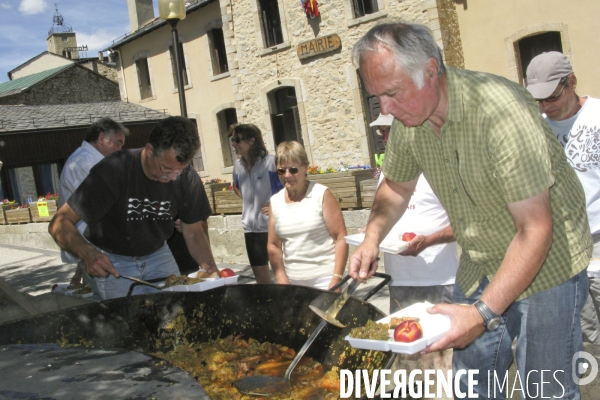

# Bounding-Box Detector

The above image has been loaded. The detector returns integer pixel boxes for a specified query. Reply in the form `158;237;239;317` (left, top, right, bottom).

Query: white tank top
270;182;336;280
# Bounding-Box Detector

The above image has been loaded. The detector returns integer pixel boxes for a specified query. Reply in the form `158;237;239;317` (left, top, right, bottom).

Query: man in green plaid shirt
350;23;593;398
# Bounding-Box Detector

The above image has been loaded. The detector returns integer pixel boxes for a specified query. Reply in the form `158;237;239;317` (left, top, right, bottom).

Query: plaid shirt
382;67;592;300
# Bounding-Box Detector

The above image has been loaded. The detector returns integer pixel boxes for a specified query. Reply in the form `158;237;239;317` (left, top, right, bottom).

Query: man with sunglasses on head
49;116;218;300
527;52;600;345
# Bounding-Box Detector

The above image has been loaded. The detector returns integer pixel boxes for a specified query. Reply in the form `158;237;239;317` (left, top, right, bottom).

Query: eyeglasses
230;136;243;144
276;167;299;175
155;156;188;179
535;77;568;104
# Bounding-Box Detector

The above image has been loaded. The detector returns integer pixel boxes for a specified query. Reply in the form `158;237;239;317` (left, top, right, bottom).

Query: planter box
204;182;230;214
359;178;379;208
214;190;242;215
29;200;58;222
308;169;374;210
0;204;17;225
5;207;31;224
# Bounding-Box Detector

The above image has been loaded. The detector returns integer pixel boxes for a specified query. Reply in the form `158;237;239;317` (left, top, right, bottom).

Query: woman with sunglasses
268;141;348;289
230;124;283;284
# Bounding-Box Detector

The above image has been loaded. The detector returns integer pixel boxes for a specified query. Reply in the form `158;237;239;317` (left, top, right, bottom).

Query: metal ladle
233;279;359;396
120;275;162;290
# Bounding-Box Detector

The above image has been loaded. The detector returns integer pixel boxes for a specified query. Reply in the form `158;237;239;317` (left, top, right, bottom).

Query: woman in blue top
231;124;283;283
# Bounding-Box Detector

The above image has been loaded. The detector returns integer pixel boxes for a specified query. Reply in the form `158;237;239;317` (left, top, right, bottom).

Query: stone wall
0;210;371;263
219;0;463;167
0;65;120;106
435;0;464;68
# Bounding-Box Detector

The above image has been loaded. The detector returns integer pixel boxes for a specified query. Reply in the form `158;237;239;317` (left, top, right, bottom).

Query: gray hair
352;22;445;89
85;117;130;143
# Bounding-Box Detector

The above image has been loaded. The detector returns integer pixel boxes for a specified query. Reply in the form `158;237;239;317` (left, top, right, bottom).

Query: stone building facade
0;64;120;106
221;0;464;168
110;0;464;184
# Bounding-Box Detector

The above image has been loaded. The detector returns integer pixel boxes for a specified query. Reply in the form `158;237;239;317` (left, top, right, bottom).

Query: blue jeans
87;244;180;301
453;270;588;399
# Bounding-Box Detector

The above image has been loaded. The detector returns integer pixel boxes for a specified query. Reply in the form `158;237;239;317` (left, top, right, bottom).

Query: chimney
127;0;155;31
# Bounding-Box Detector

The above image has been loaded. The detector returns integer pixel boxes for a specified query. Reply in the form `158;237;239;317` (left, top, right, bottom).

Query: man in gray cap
527;51;600;345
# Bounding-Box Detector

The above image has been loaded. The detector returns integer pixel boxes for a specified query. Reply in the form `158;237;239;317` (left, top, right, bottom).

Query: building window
258;0;283;48
351;0;378;18
518;32;562;85
169;42;189;89
135;57;153;100
217;108;238;168
208;28;228;75
268;87;302;147
189;119;205;172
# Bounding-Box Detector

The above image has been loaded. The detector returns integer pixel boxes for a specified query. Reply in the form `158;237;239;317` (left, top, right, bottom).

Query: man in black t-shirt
49;116;218;300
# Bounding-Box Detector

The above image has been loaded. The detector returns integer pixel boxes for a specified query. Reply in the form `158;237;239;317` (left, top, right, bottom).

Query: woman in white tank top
268;141;348;290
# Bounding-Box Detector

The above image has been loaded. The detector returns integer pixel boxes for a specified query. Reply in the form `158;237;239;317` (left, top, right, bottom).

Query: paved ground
0;243;391;314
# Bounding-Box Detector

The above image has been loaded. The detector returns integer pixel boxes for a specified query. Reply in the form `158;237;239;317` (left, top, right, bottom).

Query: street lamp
159;0;188;118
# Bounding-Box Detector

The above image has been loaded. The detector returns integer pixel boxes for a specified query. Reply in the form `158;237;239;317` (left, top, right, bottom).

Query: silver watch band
474;300;501;330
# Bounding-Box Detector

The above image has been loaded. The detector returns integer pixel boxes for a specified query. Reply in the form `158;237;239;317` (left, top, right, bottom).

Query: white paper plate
188;270;239;285
222;275;239;285
344;233;410;254
345;302;451;355
162;277;225;292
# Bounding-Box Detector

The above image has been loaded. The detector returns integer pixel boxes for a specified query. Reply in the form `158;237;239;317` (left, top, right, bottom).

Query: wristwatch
473;300;501;330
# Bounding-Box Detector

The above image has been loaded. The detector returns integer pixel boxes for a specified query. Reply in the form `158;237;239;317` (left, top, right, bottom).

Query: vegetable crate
204;182;230;214
307;169;373;210
214;190;242;215
359;178;379;208
5;207;31;224
29;200;58;222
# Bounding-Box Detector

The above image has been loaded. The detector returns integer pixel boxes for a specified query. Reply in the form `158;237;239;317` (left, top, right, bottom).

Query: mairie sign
297;34;341;60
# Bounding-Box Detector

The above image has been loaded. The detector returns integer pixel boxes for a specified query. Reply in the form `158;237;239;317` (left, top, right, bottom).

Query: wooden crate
0;204;15;225
29;200;58;222
204;182;230;214
307;169;374;210
214;190;243;215
359;178;379;208
5;207;31;224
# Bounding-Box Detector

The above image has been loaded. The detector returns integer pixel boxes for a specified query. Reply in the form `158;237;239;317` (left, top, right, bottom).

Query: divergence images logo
572;351;599;386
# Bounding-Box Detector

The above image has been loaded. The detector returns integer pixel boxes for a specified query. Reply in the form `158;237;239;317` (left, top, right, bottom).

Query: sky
0;0;159;83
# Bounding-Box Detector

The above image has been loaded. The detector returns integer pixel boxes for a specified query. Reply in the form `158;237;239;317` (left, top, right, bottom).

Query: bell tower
47;5;80;59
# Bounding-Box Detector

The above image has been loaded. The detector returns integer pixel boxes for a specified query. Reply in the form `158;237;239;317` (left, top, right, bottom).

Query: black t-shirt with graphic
68;149;211;257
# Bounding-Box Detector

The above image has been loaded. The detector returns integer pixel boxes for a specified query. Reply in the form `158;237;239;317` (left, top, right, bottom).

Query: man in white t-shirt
370;114;459;313
526;52;600;344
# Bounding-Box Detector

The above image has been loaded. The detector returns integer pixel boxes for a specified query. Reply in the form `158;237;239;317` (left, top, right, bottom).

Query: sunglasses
535;77;568;104
276;167;299;175
230;136;243;144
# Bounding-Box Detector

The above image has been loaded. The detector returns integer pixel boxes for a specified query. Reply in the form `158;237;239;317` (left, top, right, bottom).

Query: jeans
580;240;600;344
453;270;588;399
87;244;180;301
